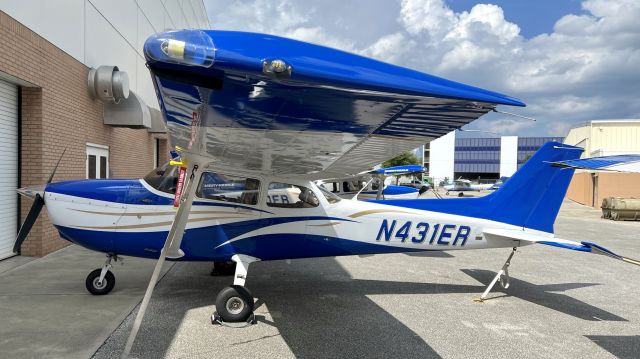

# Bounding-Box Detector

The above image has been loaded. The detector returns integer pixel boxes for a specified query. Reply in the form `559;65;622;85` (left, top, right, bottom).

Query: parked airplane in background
444;178;491;196
489;176;510;190
11;30;639;358
319;165;429;200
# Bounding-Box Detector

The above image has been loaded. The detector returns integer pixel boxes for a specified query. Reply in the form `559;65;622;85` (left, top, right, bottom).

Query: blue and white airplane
12;30;638;357
319;164;429;200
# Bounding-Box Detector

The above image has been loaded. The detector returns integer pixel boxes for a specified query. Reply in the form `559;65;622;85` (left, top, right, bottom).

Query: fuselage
43;173;529;262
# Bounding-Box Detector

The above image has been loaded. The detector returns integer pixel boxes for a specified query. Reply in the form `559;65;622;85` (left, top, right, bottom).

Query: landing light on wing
144;29;215;68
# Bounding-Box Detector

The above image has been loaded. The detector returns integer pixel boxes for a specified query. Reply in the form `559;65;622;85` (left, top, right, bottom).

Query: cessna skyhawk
12;30;638;358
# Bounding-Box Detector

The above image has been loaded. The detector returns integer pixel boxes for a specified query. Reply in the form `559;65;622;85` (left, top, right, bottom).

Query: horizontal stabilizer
483;228;640;267
551;154;640;173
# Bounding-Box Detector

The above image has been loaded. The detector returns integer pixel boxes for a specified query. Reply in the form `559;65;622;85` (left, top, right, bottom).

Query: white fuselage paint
45;175;541;260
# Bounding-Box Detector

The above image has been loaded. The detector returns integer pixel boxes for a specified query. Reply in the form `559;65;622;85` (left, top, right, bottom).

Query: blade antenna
47;147;67;184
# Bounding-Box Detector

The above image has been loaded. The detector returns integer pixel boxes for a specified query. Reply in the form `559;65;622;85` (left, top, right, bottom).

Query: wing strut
121;158;203;358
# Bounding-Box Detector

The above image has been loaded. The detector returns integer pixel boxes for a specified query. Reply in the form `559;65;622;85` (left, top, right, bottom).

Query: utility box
602;197;640;221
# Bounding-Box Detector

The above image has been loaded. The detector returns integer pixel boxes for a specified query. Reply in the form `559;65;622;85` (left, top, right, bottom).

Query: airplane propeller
13;148;66;254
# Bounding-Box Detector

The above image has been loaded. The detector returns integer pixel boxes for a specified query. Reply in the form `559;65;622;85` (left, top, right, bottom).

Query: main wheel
458;192;464;197
86;269;115;295
215;285;254;322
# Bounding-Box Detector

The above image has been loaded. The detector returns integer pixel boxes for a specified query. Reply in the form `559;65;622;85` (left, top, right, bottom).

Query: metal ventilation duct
147;107;167;133
103;91;151;129
88;65;150;129
88;66;129;103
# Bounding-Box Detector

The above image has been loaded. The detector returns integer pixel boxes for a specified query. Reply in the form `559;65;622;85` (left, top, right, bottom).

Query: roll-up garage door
0;79;18;260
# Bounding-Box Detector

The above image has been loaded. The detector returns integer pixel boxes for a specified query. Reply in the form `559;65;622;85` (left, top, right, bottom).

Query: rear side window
197;172;260;205
267;182;319;208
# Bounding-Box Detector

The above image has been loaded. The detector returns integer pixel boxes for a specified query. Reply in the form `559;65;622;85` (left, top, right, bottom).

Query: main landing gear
86;253;118;295
475;247;516;302
210;260;236;276
212;254;259;325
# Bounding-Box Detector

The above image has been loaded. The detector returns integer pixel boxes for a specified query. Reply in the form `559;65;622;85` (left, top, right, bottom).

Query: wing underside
145;30;524;178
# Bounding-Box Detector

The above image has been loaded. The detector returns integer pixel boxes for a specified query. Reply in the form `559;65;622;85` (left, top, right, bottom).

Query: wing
552;154;640;173
144;30;524;178
483;228;640;266
369;165;426;175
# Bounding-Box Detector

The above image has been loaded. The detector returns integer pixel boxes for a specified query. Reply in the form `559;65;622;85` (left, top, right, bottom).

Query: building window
86;144;109;179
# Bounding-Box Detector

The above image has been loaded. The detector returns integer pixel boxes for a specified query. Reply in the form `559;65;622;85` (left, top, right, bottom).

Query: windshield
317;184;341;203
143;162;179;194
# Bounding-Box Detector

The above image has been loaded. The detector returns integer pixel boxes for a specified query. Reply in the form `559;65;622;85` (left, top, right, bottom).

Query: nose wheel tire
215;285;254;322
86;268;115;295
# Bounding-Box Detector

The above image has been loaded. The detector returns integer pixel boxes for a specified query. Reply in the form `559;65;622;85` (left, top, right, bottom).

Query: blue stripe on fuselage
55;216;358;260
56;224;427;261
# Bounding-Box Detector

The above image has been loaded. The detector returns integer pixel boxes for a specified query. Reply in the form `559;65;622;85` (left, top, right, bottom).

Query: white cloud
399;0;456;37
204;0;640;136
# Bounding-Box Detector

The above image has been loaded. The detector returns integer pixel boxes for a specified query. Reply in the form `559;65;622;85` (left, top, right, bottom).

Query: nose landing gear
86;254;117;295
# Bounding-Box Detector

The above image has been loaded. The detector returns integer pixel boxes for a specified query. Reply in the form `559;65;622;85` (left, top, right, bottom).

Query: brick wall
0;11;168;257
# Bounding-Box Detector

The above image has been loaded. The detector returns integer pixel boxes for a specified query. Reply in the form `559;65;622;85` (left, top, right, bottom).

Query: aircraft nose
17;185;45;200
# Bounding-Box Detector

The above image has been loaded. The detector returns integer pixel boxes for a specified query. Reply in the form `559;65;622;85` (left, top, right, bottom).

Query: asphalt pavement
1;198;639;358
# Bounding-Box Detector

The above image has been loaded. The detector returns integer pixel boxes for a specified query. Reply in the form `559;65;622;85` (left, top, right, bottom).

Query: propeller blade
47;147;67;184
13;194;45;253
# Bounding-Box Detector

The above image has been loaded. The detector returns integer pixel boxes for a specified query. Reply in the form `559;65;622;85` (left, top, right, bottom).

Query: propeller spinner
13;148;66;254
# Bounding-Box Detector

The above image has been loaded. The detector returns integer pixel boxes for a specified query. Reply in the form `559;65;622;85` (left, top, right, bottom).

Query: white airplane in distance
443;178;491;196
12;30;639;358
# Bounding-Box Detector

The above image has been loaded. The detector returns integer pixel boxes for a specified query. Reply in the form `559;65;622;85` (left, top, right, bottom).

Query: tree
382;152;420;168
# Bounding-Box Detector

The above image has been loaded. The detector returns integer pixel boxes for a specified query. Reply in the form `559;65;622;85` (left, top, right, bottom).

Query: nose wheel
86;269;115;295
86;253;117;295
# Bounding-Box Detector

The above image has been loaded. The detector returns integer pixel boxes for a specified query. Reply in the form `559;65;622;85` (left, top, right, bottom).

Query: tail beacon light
144;30;215;68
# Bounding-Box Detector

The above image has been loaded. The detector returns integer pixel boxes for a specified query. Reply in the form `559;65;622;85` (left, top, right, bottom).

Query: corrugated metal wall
0;79;18;260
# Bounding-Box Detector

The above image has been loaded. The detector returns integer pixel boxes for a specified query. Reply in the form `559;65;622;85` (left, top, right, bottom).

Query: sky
203;0;640;137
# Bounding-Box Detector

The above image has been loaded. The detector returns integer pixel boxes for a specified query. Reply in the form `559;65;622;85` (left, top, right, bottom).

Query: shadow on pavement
100;259;627;358
585;335;640;359
461;269;626;322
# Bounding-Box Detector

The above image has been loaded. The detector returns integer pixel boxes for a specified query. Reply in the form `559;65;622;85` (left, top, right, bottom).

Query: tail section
484;142;583;232
374;142;583;233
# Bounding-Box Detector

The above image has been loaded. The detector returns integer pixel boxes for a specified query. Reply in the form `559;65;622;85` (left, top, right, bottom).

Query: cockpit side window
267;182;319;208
143;162;179;194
196;172;260;205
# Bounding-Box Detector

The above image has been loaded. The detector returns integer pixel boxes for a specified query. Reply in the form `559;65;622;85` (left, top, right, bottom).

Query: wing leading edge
144;29;525;178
